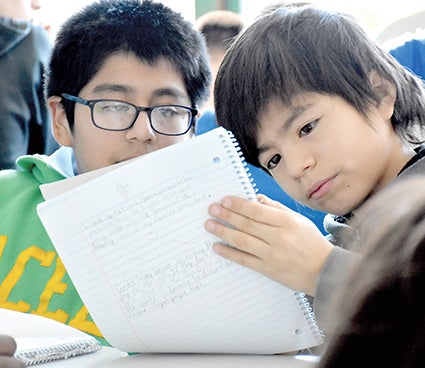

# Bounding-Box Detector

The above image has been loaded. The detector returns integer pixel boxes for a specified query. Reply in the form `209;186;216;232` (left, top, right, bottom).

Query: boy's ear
369;70;396;121
48;96;73;147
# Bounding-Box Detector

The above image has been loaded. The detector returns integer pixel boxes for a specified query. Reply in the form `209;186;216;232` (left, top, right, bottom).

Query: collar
46;147;78;178
398;144;425;175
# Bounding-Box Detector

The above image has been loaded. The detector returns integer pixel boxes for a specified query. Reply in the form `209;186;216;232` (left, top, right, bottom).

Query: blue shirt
390;38;425;80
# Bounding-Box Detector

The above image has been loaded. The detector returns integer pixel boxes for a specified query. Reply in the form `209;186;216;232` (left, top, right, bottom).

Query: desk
0;309;320;367
101;353;320;368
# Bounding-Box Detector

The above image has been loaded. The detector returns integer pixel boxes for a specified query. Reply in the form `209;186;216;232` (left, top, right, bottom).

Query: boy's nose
125;112;157;143
285;147;315;180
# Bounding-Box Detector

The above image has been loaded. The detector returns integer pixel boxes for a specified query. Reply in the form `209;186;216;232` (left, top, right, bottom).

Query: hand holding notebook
36;127;323;354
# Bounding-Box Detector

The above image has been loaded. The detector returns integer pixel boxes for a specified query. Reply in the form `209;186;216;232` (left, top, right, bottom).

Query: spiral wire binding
221;128;323;346
15;336;102;366
220;130;258;199
296;292;325;343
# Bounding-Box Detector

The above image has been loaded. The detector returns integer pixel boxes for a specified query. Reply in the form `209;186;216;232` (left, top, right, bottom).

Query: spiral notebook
36;127;323;354
15;336;101;366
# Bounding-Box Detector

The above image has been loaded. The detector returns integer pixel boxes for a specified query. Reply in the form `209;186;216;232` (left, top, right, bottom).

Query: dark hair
319;176;425;367
196;10;244;52
46;0;211;127
215;6;425;167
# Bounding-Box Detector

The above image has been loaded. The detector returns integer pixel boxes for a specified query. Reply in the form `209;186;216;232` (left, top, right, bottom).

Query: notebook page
40;158;136;200
37;127;322;354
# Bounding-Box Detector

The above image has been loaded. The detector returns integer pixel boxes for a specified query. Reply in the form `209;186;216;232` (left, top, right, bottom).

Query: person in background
0;335;24;368
376;10;425;81
0;0;58;169
259;1;311;16
205;5;425;337
196;8;327;234
319;176;425;367
195;10;244;114
0;0;210;345
389;37;425;81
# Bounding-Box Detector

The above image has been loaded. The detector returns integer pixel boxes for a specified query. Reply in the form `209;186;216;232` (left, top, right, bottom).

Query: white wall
239;0;425;40
36;0;424;42
35;0;195;40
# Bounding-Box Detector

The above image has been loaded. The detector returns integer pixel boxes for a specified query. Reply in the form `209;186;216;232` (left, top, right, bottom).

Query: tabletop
0;308;320;368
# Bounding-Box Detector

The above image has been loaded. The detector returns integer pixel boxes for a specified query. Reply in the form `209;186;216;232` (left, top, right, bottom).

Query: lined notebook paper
36;127;323;354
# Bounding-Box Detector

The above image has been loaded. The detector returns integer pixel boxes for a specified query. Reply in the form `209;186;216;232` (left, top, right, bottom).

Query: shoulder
0;167;35;185
0;153;65;216
323;214;358;248
398;145;425;178
0;168;42;218
0;17;31;57
0;153;64;191
29;23;52;50
0;167;40;195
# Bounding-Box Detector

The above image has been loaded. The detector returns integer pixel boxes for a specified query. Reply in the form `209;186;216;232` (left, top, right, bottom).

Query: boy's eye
300;120;318;136
266;154;282;170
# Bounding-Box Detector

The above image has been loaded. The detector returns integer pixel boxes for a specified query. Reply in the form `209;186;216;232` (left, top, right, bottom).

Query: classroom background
34;0;425;44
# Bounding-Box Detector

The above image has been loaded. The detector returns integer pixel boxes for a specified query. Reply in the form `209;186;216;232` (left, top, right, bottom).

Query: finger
0;356;26;368
205;218;271;259
219;196;295;227
209;200;289;245
212;242;265;271
0;335;17;355
257;194;288;210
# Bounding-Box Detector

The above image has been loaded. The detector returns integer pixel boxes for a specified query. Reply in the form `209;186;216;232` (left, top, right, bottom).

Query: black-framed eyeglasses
61;93;198;136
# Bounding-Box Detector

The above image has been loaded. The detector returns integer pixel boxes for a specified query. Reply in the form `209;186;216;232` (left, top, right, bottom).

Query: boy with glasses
0;0;210;345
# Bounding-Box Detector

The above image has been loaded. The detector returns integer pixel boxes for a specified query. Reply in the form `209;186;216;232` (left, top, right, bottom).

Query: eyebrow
90;84;189;102
153;87;188;101
257;103;313;155
91;84;131;95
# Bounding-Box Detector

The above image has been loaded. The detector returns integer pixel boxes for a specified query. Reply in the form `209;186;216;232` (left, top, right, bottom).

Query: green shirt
0;153;108;345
